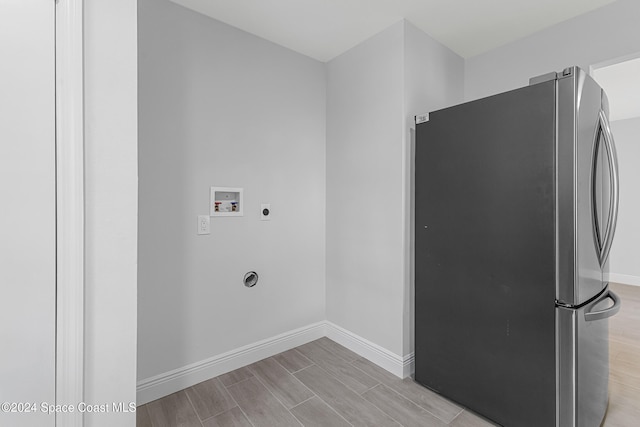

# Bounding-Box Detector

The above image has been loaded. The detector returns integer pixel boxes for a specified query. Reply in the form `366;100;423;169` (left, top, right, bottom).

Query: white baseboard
136;322;325;405
609;273;640;287
324;321;414;379
137;321;413;404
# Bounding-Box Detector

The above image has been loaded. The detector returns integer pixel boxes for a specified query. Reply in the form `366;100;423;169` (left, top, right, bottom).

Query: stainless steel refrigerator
414;66;621;427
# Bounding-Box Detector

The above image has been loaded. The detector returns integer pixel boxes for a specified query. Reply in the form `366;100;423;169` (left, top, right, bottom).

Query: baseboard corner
137;320;414;405
324;321;409;379
136;321;325;405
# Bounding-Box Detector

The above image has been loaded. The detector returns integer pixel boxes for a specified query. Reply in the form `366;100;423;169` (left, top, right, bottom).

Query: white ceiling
592;57;640;122
170;0;616;62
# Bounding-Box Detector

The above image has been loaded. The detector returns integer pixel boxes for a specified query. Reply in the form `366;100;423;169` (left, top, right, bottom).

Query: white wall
138;0;326;388
465;0;640;101
84;0;138;425
404;22;464;121
326;20;464;359
326;21;405;356
464;0;640;286
0;2;55;426
609;117;640;284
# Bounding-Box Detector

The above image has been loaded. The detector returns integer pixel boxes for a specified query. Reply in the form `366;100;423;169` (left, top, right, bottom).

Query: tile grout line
219;368;255;388
299;390;356;427
297;342;383;397
356;389;406;427
294;363;394;426
361;383;434;427
181;389;205;427
247;363;291;409
248;366;305;426
448;409;465;425
288;362;316;375
288;395;316;410
272;349;316;374
367;381;463;425
221;382;257;427
223;375;254;389
307;358;381;397
386;382;462;423
452;407;465;421
278;347;316;373
196;381;242;424
358;382;382;396
348;358;463;423
290;364;358;427
317;338;361;365
268;356;318;397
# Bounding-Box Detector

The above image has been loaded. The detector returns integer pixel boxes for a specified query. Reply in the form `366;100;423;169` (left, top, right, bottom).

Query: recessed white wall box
210;187;244;217
261;203;271;221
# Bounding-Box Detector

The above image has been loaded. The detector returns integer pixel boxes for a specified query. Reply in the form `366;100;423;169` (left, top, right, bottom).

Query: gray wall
326;21;405;355
84;0;138;425
326;20;464;358
609;117;640;282
465;0;640;101
404;22;464;121
464;0;640;285
138;0;326;383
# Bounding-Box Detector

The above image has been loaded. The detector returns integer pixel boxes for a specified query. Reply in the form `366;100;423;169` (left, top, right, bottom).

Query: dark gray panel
414;81;557;426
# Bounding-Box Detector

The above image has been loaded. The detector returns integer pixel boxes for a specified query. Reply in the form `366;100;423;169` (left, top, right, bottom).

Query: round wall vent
243;271;258;287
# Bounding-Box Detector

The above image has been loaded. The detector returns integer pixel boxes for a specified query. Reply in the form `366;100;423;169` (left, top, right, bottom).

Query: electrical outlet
197;215;210;235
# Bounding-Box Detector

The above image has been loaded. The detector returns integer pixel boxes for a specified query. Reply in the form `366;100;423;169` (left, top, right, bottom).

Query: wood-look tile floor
137;282;640;427
136;337;489;427
603;282;640;427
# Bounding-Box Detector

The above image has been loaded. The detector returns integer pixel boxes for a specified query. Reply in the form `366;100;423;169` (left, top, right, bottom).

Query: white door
0;1;56;426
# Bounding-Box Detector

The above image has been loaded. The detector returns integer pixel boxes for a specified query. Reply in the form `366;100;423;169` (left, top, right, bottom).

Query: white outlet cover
260;204;271;221
197;215;210;235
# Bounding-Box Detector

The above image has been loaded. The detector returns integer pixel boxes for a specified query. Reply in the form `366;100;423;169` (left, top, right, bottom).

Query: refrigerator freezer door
557;67;608;306
557;286;615;427
415;81;557;426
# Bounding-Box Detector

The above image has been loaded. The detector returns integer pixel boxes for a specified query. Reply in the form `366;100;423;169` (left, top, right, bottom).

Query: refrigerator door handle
597;110;620;265
584;289;621;321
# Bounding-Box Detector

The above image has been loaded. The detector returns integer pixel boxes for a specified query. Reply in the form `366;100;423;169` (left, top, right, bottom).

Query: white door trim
55;1;84;426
